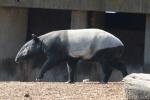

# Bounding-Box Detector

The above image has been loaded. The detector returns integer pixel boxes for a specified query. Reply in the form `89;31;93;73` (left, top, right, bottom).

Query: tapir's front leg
36;56;57;81
36;58;51;81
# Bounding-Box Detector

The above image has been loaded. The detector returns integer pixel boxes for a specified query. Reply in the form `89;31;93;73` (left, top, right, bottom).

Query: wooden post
144;14;150;73
71;10;87;29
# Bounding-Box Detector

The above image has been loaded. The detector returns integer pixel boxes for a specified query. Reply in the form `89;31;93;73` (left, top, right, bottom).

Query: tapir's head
15;34;44;63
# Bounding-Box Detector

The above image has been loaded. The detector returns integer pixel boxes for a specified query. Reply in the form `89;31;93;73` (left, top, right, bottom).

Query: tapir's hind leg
101;62;113;83
66;58;79;83
111;61;128;77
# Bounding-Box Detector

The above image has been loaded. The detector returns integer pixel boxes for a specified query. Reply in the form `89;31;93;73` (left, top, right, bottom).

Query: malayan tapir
15;29;128;83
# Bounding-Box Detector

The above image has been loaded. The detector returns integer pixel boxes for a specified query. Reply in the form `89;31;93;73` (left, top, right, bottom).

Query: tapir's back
66;29;123;59
38;29;123;59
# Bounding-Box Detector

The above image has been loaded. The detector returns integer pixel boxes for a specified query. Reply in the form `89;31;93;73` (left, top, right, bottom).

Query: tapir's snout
15;52;28;63
15;56;20;63
15;58;19;63
15;52;22;63
15;46;29;63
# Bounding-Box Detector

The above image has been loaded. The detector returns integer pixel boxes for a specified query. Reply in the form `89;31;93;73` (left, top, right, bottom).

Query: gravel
0;82;127;100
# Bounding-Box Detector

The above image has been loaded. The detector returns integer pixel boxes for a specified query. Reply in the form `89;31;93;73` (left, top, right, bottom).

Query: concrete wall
0;7;28;80
0;0;104;11
1;0;150;13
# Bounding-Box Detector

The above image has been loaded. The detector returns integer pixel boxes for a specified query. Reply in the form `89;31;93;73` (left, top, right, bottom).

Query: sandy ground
0;82;127;100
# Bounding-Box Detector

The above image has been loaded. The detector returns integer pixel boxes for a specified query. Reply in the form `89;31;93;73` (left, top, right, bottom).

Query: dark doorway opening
105;13;146;65
27;8;71;40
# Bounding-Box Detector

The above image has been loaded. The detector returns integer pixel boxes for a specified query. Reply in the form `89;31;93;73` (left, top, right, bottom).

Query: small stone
24;93;30;97
83;79;90;83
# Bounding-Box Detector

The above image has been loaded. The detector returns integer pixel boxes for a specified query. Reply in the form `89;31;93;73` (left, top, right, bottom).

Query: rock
24;93;30;97
83;79;90;83
123;73;150;100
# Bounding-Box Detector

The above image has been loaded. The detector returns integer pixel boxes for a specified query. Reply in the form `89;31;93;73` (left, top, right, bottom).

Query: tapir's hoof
65;80;74;84
35;78;41;82
101;82;107;84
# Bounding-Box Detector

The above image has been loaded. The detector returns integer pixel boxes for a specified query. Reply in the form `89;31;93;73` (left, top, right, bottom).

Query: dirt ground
0;82;127;100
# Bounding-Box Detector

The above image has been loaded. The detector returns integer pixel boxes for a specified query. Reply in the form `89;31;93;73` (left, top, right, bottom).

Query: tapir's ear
32;34;39;42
